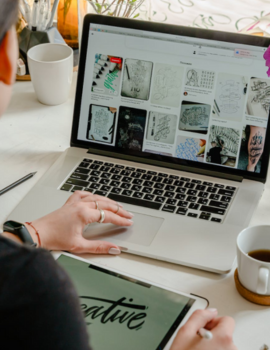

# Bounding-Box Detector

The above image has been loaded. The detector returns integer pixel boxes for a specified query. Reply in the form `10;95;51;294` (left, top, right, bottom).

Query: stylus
198;328;213;340
0;172;37;196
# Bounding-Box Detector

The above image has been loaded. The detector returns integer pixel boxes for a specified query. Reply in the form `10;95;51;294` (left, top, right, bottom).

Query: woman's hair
0;0;19;43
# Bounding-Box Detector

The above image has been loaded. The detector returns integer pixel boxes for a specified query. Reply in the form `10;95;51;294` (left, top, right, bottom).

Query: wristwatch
3;220;36;247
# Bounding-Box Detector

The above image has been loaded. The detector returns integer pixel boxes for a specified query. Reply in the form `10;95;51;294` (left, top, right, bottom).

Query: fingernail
109;248;121;255
128;212;134;217
117;202;123;207
128;219;134;225
208;308;217;312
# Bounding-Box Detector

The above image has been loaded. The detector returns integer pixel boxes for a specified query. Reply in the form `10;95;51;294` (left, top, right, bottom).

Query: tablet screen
57;255;195;350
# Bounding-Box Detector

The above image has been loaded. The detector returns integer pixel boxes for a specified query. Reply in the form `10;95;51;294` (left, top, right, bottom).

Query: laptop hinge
87;148;244;183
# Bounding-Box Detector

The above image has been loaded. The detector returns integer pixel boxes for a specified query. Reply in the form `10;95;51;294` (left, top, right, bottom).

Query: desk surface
1;75;270;349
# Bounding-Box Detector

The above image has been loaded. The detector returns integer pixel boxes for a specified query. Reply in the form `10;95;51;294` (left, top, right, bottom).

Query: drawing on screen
146;112;177;144
246;77;270;119
86;105;116;144
121;59;153;100
214;73;247;122
92;54;123;96
175;137;206;163
206;125;240;167
185;69;215;90
150;63;184;107
179;101;210;134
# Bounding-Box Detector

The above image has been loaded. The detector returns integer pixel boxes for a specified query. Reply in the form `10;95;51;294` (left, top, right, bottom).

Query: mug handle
257;267;269;294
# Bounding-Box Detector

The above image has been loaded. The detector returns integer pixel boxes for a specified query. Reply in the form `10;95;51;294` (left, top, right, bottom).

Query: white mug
237;225;270;295
27;43;73;105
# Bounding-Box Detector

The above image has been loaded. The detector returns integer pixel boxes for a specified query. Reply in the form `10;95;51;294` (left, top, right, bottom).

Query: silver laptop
8;15;270;273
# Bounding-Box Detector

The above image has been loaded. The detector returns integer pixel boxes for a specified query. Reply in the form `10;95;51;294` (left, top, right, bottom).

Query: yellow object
197;145;205;155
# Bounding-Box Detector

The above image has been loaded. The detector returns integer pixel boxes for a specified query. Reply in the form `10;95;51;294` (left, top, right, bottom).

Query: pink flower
263;46;270;77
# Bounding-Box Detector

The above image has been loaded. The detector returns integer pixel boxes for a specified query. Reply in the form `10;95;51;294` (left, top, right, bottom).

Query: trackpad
83;213;164;246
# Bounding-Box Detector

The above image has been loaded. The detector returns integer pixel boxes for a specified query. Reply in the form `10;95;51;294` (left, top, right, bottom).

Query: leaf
133;13;140;18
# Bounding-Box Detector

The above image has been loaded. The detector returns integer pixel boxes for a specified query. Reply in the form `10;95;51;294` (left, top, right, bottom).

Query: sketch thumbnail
121;59;153;100
146;112;177;144
150;63;184;107
86;104;117;144
116;106;147;151
175;137;206;163
185;68;215;90
238;125;266;173
179;101;211;134
246;77;270;119
213;73;248;122
92;54;123;96
206;125;241;167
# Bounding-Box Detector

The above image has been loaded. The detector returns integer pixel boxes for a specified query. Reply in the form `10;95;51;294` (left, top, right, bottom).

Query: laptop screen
73;16;270;182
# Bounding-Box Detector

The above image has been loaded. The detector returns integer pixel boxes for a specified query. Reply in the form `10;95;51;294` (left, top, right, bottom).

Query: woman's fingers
70;238;122;255
81;199;133;219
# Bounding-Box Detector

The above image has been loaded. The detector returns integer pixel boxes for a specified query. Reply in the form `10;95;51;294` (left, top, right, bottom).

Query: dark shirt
0;237;91;350
208;146;222;164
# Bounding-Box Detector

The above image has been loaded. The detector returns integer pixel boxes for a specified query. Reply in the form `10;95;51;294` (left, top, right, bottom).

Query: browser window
77;24;270;174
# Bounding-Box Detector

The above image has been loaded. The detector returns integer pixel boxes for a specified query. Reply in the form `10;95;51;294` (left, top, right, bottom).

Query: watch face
4;221;24;230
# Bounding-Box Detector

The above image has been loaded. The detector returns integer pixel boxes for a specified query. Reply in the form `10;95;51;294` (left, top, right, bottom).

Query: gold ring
95;201;99;210
115;204;120;214
98;209;105;223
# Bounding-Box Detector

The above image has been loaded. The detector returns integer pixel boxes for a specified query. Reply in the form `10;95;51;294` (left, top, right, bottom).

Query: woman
0;1;237;349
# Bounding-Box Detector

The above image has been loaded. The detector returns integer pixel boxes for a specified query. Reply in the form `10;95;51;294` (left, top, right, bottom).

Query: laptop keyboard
59;158;237;224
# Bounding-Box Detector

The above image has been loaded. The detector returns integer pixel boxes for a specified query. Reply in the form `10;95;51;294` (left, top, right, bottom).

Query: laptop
8;15;270;274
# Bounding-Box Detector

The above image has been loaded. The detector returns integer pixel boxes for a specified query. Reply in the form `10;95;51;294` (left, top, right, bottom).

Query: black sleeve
0;240;91;350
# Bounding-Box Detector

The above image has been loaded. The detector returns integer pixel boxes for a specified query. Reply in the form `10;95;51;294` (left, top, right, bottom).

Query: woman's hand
171;309;237;350
25;191;133;254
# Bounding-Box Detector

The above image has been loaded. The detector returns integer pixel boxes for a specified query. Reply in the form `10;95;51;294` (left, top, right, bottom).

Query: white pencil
47;0;60;29
198;328;213;340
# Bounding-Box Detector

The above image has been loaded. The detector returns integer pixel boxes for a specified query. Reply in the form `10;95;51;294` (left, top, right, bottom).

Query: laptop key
89;183;100;190
175;193;185;200
163;178;173;185
165;185;176;192
71;173;89;181
226;186;236;191
89;176;99;183
100;166;110;172
110;181;120;187
209;200;228;209
181;177;190;182
158;173;168;178
104;162;114;167
152;176;163;182
141;174;152;181
187;189;197;196
131;185;142;192
111;187;122;194
207;187;217;194
91;170;101;177
100;185;111;192
79;162;89;168
186;196;197;203
61;184;72;191
191;179;201;184
101;172;111;179
203;181;213;186
176;187;186;194
132;179;143;185
111;175;122;181
166;198;177;205
110;168;121;174
121;183;131;189
200;205;225;215
121;170;132;176
155;196;166;203
199;213;211;220
136;169;146;173
83;158;92;163
211;217;222;223
162;205;176;213
198;191;208;199
126;167;135;171
108;193;162;210
131;172;141;178
178;201;188;208
164;191;174;198
185;183;195;189
174;180;184;187
89;164;100;170
218;189;234;197
143;181;154;187
122;190;133;197
93;160;103;165
214;184;224;189
176;208;187;215
209;194;220;200
83;188;93;193
67;178;89;187
71;186;84;192
198;198;208;205
188;212;198;218
144;194;155;201
142;187;152;194
133;192;144;199
221;196;231;203
75;167;90;175
147;171;157;176
169;175;179;180
189;203;200;210
122;176;132;183
99;179;110;185
153;189;164;196
154;183;164;190
195;185;206;191
115;164;124;169
94;190;107;196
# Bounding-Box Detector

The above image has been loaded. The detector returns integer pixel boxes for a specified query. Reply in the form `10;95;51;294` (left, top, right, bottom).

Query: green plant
87;0;145;18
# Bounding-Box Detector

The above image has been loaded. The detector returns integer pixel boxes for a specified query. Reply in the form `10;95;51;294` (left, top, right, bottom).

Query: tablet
53;252;208;350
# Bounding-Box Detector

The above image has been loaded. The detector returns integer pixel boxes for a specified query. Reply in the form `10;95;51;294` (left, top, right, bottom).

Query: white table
1;74;270;349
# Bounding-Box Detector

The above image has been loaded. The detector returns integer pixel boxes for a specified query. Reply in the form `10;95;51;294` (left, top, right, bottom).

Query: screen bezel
53;252;208;350
71;14;270;184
